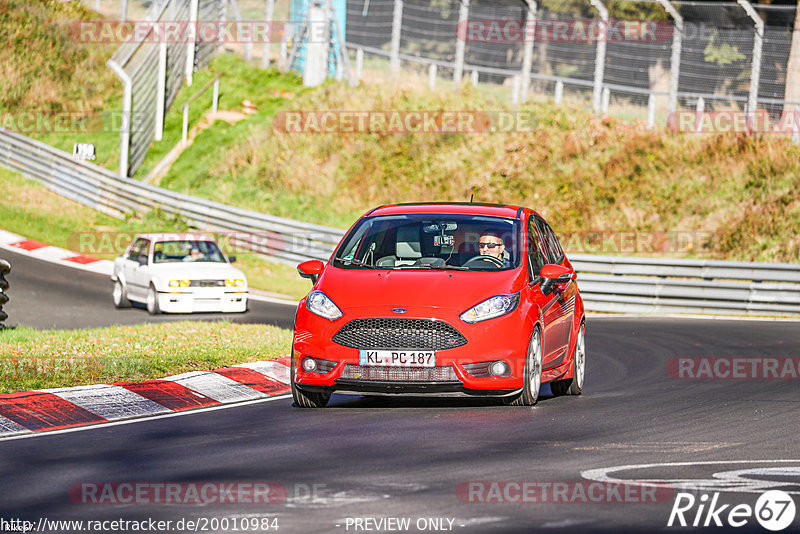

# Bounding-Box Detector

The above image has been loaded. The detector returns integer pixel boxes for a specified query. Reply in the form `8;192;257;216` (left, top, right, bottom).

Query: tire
146;284;160;315
505;327;543;406
290;354;330;408
551;323;585;396
112;280;130;308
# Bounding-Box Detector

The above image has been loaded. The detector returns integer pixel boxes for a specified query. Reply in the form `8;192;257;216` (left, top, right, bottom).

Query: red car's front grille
339;365;459;382
332;318;467;351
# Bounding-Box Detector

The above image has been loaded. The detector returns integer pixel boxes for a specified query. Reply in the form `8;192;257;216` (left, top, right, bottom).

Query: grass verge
0;321;292;394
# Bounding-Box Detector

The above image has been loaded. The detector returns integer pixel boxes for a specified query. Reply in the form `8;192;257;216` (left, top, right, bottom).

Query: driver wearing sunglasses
478;232;505;261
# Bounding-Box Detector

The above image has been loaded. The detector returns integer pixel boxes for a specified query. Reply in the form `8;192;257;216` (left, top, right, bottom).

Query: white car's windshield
152;240;226;263
332;214;521;271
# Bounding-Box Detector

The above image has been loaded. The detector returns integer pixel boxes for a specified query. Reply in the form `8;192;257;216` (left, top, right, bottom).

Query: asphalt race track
0;248;296;330
1;252;799;533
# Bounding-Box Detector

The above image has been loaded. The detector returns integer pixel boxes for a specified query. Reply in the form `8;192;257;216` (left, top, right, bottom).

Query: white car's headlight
226;278;245;287
460;292;520;323
168;279;190;288
306;290;342;321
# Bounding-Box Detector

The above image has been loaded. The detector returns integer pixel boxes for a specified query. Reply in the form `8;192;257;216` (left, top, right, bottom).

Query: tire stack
0;259;9;329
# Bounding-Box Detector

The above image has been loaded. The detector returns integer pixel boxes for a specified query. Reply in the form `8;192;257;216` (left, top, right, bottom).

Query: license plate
359;350;435;367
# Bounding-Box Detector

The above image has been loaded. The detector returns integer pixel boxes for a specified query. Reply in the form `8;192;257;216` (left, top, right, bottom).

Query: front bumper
156;288;247;313
292;303;536;396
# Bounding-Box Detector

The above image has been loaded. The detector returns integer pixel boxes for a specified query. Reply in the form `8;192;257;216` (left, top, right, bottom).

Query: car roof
367;202;532;219
133;232;218;242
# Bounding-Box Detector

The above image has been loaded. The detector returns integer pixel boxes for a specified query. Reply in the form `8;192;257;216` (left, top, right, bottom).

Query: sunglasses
478;242;503;249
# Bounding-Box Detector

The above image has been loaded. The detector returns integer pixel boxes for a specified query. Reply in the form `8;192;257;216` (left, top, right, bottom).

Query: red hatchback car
291;202;586;407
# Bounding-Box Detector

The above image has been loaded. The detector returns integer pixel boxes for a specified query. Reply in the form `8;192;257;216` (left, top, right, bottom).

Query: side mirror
539;264;575;295
228;256;237;263
137;253;148;266
297;260;324;284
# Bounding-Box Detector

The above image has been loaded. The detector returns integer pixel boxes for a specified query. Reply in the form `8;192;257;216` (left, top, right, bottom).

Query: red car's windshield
332;214;522;271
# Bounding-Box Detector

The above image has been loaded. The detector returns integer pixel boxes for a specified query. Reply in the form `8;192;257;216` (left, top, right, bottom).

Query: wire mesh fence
345;0;800;132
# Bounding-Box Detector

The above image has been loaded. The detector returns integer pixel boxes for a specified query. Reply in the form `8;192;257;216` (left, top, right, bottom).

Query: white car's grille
190;280;225;287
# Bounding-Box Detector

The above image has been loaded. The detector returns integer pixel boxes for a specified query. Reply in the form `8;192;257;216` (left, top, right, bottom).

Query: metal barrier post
554;80;564;105
519;0;537;103
263;0;275;68
738;0;763;124
647;93;656;129
453;0;470;83
390;0;403;74
356;48;364;82
155;27;168;141
107;60;132;177
428;63;437;90
655;0;683;115
512;75;521;105
186;0;199;86
590;0;608;114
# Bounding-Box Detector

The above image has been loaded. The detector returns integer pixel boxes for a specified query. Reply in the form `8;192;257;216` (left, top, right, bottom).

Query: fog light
489;361;509;376
301;357;317;372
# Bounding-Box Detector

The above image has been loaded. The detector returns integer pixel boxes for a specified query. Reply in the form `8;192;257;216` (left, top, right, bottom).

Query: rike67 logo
668;490;796;530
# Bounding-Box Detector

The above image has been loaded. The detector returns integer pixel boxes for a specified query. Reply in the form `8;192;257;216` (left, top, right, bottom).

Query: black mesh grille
332;318;467;350
340;365;458;381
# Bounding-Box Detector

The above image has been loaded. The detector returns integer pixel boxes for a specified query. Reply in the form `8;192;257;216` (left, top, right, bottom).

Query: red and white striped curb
0;357;291;438
0;228;113;276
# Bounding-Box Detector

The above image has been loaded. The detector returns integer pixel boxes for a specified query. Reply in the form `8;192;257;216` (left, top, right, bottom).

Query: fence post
453;0;470;83
695;96;705;133
738;0;763;124
263;0;276;68
120;0;128;22
355;48;364;82
212;78;220;114
390;0;403;74
471;70;479;87
155;27;167;141
512;75;520;105
589;0;608;115
519;0;537;103
601;87;610;113
429;63;437;90
554;80;564;105
182;106;190;147
186;0;199;86
647;93;656;129
655;0;682;115
0;259;9;330
107;60;131;177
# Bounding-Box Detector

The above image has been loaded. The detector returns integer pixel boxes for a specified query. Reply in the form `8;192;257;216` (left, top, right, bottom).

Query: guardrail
0;259;9;329
1;127;799;316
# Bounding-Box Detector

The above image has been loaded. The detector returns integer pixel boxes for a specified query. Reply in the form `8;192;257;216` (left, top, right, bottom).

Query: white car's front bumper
156;288;248;313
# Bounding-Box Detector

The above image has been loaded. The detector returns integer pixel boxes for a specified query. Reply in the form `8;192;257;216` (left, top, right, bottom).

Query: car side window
535;216;564;265
128;239;145;261
527;219;547;281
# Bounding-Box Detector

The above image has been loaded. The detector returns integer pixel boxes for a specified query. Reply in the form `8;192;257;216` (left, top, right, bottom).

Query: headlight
306;290;342;321
168;279;190;288
225;279;245;287
460;292;520;323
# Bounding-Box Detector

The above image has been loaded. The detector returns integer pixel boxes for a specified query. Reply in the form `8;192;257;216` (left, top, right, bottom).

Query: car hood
149;262;245;280
317;266;525;311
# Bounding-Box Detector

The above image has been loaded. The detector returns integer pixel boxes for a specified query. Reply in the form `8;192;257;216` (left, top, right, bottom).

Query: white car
111;233;248;314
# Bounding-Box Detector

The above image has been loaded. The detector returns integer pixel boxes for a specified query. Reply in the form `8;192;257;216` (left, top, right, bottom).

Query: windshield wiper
394;264;469;270
338;258;377;269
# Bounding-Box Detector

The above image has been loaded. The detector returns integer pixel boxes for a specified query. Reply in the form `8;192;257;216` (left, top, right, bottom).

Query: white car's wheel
112;280;130;308
146;285;160;315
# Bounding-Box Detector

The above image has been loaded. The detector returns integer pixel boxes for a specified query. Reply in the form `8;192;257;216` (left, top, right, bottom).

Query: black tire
290;354;330;408
146;284;160;315
505;327;542;406
113;280;130;308
551;323;585;396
